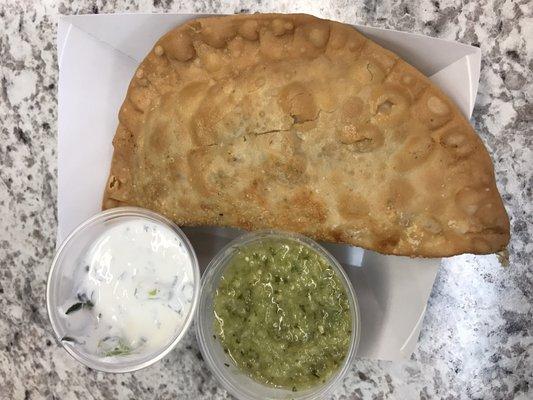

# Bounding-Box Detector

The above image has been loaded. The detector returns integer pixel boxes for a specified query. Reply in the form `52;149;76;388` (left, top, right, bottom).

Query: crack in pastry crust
103;13;510;257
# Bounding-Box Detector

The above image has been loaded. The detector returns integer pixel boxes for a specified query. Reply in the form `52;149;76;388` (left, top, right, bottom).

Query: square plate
57;13;481;361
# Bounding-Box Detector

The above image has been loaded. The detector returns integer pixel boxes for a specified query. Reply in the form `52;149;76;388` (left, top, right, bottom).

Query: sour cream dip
60;218;196;359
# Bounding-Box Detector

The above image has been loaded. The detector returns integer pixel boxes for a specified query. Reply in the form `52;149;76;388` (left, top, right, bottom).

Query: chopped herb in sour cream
61;219;195;358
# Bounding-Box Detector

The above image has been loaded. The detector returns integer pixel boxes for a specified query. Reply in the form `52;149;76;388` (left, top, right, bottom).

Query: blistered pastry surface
103;13;509;257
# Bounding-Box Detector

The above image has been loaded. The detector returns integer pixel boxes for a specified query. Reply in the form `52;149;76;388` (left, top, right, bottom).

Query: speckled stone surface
0;0;531;399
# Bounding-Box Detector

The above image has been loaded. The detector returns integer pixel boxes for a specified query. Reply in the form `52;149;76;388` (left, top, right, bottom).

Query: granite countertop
0;0;531;399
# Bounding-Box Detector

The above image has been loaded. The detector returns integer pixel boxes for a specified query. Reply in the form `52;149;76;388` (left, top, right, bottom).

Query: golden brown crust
103;13;510;257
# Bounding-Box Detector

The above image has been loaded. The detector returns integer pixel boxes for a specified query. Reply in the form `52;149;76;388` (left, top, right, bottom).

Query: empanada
103;14;509;257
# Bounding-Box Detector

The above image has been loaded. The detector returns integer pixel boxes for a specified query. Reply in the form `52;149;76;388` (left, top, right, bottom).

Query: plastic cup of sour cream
46;207;200;373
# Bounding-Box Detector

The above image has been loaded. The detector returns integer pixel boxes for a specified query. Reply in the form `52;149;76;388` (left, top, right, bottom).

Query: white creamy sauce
62;219;194;357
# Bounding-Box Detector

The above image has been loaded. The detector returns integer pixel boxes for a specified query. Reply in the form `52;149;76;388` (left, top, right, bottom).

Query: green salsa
213;238;352;391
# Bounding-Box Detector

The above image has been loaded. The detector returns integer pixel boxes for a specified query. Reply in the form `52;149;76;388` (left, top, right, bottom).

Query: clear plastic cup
46;207;200;373
196;230;360;400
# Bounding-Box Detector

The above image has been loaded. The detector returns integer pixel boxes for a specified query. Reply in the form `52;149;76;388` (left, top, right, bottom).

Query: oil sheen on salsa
213;238;352;391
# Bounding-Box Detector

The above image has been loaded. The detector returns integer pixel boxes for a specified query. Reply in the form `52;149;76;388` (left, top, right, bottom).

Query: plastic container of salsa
196;230;360;400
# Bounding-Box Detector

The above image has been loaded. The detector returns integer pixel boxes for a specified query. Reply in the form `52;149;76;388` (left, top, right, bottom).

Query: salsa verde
213;238;352;391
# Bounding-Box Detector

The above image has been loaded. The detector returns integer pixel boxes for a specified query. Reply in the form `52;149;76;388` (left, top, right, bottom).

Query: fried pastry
103;14;509;257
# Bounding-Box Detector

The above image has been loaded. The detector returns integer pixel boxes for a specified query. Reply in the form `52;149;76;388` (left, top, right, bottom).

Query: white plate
57;13;481;361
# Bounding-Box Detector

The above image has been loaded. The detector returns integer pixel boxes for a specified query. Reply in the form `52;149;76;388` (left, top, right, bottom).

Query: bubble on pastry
259;29;288;60
393;134;435;171
271;18;293;36
278;82;318;123
385;62;428;100
118;99;143;132
347;32;366;53
129;85;154;112
327;23;348;50
336;123;383;153
254;77;266;89
200;23;237;48
154;45;164;57
419;215;442;234
360;41;398;73
107;175;119;191
352;59;385;84
190;114;217;147
202;51;225;72
371;85;410;126
474;202;508;232
160;32;195;61
104;171;130;202
427;96;450;115
336;193;370;219
414;90;453;129
148;123;173;155
137;77;149;87
455;186;483;215
103;198;120;209
439;127;475;158
264;154;308;185
308;25;330;48
386;177;414;209
340;96;366;124
281;189;328;229
238;20;259;40
227;36;246;58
